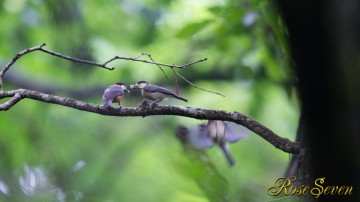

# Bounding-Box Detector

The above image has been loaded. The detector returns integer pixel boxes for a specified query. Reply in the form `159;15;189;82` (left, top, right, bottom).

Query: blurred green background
0;0;299;201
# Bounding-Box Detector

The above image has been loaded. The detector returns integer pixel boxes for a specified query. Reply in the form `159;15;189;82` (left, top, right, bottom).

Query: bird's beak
124;89;130;93
130;84;139;89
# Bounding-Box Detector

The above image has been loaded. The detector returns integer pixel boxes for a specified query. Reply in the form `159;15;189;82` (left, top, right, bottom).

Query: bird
130;81;188;104
102;82;129;108
188;120;248;166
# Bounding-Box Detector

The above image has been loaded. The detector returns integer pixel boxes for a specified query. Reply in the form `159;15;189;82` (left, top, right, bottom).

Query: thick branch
0;89;300;154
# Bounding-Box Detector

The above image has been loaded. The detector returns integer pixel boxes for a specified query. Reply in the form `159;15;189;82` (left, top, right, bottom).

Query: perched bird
102;82;129;108
130;81;188;104
188;120;248;166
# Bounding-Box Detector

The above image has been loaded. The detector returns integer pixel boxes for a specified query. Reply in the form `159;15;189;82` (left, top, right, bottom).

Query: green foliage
0;0;299;201
176;20;213;39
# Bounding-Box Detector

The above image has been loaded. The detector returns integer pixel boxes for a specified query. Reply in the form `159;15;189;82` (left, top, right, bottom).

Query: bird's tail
102;99;112;108
173;95;188;102
220;145;236;166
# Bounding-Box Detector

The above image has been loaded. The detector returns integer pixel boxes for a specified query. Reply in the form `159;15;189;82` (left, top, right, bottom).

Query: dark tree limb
0;89;300;154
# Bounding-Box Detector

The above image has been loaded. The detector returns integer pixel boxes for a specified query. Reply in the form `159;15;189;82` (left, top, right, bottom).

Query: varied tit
102;82;130;108
130;81;188;104
188;120;248;166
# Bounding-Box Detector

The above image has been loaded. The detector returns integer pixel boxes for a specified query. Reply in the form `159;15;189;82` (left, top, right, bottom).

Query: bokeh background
0;0;299;201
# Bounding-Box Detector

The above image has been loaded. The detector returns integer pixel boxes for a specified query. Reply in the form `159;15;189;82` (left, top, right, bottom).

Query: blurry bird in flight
187;120;248;166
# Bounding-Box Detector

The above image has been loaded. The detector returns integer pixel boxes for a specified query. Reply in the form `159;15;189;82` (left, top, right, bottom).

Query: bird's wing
224;122;249;143
188;124;214;149
103;87;124;100
144;84;176;96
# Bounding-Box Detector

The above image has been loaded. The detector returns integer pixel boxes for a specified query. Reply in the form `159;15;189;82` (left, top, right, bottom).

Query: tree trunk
278;0;360;201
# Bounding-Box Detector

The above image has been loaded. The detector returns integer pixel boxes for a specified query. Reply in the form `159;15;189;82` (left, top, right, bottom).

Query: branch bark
0;89;300;154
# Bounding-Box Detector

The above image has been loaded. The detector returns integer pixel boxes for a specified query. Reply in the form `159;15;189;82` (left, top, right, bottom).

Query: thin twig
177;58;208;68
0;43;208;92
0;43;47;91
0;89;300;154
39;48;114;70
174;71;225;97
128;54;221;98
138;53;169;79
0;43;46;78
103;55;207;70
172;68;179;95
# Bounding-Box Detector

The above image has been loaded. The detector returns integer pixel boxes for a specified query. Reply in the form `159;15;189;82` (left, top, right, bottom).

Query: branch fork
0;44;300;155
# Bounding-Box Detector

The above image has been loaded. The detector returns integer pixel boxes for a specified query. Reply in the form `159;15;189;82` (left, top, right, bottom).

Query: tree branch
173;70;226;97
0;43;219;96
39;46;114;70
103;55;207;69
0;89;300;154
0;43;47;91
133;53;170;79
0;93;22;110
0;44;300;155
